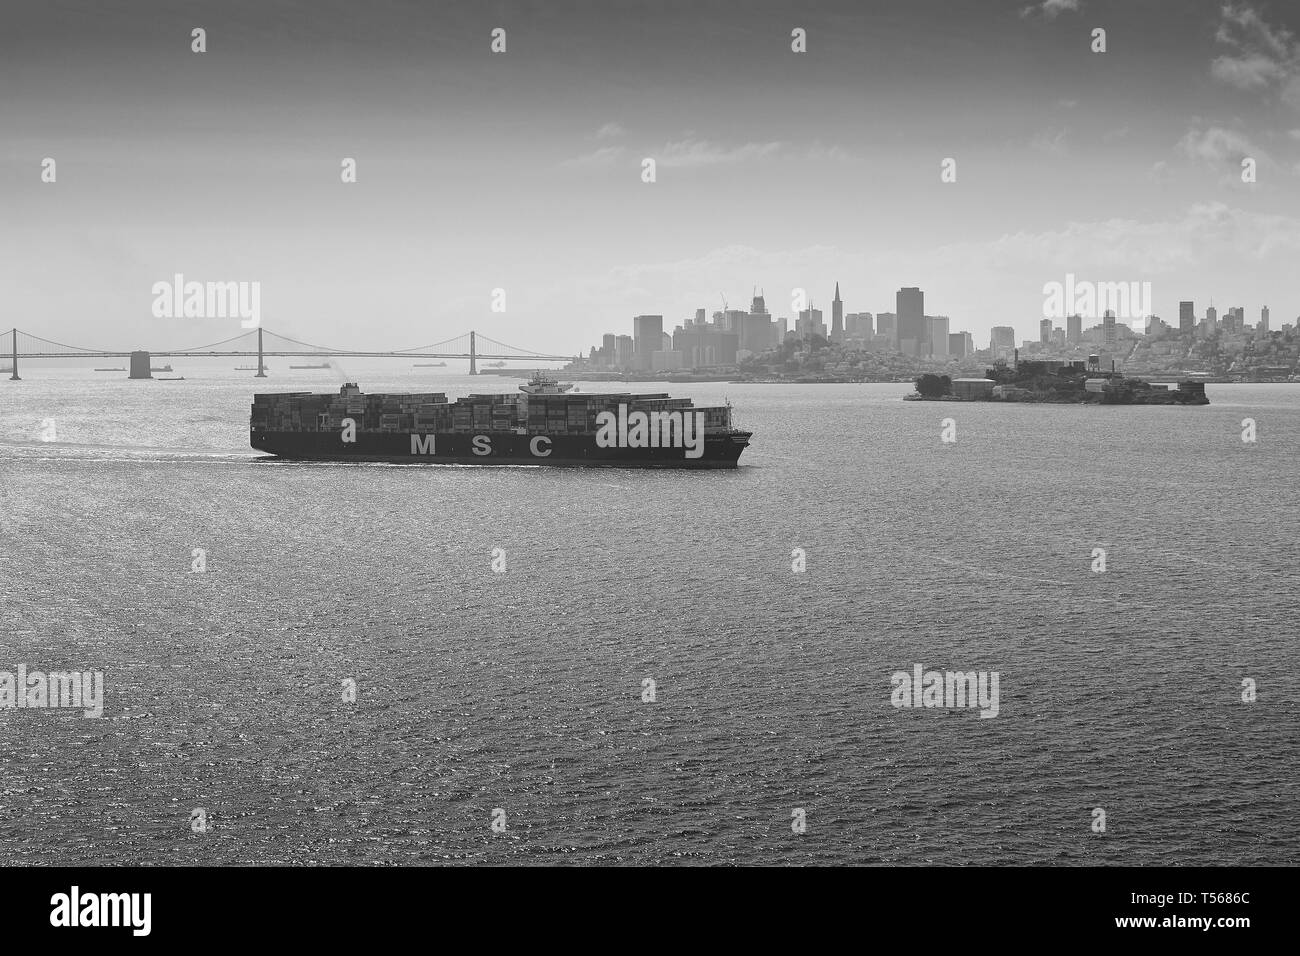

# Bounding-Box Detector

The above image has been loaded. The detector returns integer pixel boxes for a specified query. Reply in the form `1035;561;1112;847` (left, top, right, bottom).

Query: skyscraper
1179;301;1194;334
1040;318;1052;345
1103;310;1117;348
615;335;633;367
830;282;843;344
845;312;873;341
875;312;896;343
927;316;950;358
1260;306;1270;334
990;326;1016;360
1066;313;1082;345
633;314;663;370
673;324;737;367
897;287;924;355
796;306;826;339
721;309;748;332
739;311;774;353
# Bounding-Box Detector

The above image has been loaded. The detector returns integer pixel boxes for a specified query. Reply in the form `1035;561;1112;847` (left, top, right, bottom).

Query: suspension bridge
1;328;575;380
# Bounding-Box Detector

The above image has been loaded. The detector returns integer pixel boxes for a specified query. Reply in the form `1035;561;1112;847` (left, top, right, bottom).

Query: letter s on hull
472;435;492;456
530;436;552;457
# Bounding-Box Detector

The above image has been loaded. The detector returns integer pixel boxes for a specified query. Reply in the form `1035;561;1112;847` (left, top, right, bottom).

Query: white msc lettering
411;434;436;454
530;436;552;457
472;435;492;456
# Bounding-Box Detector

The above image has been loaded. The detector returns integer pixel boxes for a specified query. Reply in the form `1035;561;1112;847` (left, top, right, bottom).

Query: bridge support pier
469;330;477;375
9;329;18;380
256;328;267;376
129;351;153;379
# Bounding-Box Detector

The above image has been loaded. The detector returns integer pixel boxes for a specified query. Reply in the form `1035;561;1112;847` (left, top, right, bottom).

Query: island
905;355;1210;405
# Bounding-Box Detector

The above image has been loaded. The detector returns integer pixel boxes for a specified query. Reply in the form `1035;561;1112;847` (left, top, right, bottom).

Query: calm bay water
1;365;1296;865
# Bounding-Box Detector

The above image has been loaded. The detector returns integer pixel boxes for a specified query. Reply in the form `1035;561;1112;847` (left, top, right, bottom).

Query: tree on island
914;373;951;397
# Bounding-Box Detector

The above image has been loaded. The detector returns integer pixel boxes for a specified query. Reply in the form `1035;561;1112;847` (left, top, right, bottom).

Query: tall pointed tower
831;282;844;344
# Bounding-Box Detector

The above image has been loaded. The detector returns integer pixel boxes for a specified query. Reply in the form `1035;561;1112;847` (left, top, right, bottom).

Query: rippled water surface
1;366;1296;864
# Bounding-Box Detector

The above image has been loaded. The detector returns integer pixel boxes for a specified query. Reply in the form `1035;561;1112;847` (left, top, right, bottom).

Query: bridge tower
9;329;18;381
129;351;153;379
256;327;267;377
469;329;477;375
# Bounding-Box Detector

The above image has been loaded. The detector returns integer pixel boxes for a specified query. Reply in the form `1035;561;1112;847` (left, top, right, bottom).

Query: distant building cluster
1155;300;1271;340
581;283;978;371
576;286;1296;377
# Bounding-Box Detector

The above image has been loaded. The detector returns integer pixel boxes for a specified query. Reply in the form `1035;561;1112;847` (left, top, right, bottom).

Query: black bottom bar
1;865;1279;943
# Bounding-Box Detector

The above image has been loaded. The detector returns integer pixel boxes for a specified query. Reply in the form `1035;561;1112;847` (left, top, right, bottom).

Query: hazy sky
4;0;1300;353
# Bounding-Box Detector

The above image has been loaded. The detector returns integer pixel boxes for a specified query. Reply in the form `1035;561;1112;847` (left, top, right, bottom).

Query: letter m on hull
411;434;436;455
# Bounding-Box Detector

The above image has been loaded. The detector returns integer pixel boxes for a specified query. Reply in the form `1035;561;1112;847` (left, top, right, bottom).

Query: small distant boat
291;363;331;369
94;367;125;372
414;362;447;367
485;360;506;368
151;364;173;372
156;376;186;381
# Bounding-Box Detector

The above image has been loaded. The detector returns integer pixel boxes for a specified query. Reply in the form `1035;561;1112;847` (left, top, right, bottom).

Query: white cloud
805;140;853;162
1177;124;1270;172
1020;0;1081;20
1030;127;1069;155
656;139;782;168
1216;3;1293;59
563;136;811;172
560;145;625;169
1211;4;1300;105
1283;77;1300;110
594;123;625;140
1211;52;1286;89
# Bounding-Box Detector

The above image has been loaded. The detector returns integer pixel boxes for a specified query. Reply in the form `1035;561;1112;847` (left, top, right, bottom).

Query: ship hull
250;429;751;468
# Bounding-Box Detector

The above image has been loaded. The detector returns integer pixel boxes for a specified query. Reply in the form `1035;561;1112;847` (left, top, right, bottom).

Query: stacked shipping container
252;384;735;436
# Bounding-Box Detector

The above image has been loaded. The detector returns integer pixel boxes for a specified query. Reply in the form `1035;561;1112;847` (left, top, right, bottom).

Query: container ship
250;372;751;468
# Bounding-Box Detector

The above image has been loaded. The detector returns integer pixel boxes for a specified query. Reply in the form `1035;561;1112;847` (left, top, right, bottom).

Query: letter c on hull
530;436;552;457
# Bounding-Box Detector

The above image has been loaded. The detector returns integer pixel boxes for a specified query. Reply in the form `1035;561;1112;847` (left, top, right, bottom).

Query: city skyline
579;278;1289;372
5;1;1300;353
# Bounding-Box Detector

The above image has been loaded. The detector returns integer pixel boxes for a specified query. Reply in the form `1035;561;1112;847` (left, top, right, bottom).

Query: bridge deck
12;351;569;360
